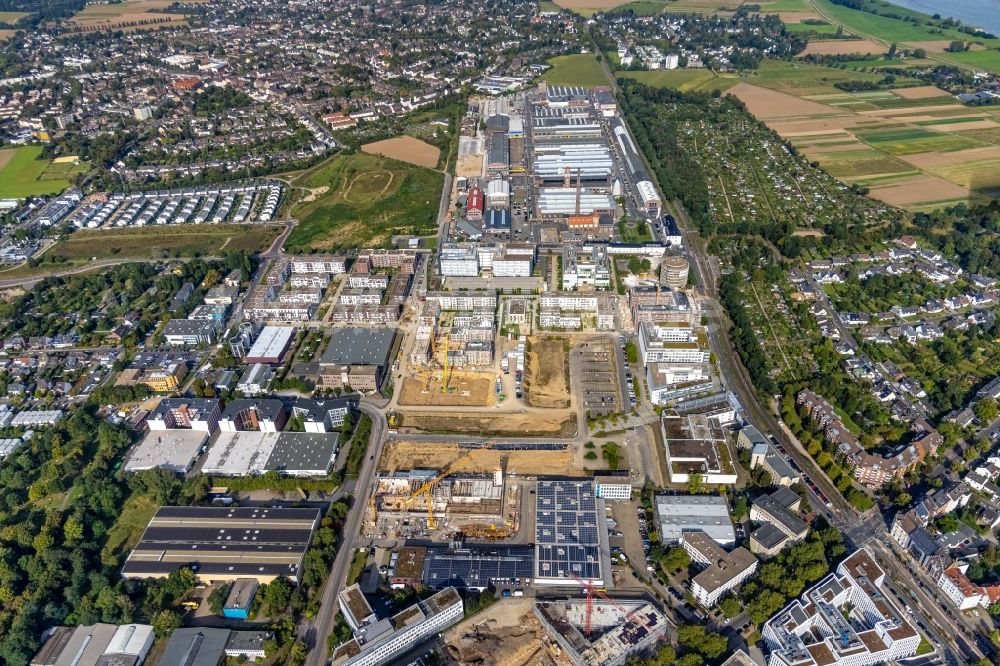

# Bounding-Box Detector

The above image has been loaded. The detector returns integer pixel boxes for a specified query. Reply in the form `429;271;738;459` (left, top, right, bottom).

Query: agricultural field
361;135;441;169
715;60;1000;208
46;225;280;262
0;146;87;200
552;0;634;15
540;54;611;88
65;0;205;32
808;0;1000;74
0;11;28;23
285;151;444;251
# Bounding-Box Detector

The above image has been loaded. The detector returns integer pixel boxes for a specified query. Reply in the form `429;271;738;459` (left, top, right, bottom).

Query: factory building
121;506;320;584
466;187;484;221
244;326;296;365
485;179;510;209
636;180;661;217
537;187;616;219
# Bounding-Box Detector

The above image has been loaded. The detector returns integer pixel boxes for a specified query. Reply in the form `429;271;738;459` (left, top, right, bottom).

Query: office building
162;319;218;346
655;494;735;546
661;413;737;485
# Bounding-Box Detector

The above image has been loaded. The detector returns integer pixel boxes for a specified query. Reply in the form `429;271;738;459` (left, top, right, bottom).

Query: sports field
285;151;444;251
0;147;87;200
540;54;611;88
48;225;280;261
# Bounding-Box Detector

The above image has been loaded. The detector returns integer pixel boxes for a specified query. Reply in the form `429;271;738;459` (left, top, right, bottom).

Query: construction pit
398;370;497;407
394;411;578;438
378;440;580;476
443;598;572;666
523;337;572;409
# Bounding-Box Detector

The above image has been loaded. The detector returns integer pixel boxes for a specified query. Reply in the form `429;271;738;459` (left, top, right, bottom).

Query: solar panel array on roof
423;546;534;589
534;480;605;584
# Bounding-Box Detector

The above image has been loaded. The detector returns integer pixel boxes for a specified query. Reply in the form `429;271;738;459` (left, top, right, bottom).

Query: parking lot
572;340;623;416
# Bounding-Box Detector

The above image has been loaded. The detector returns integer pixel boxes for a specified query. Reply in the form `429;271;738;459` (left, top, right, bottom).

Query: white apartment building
291;256;347;274
426;293;498;311
639;321;709;365
540;310;582;329
763;549;920;666
492;256;532;277
331;588;463;666
684;531;758;607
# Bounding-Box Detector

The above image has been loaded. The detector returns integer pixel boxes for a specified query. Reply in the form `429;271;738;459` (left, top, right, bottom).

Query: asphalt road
303;403;387;666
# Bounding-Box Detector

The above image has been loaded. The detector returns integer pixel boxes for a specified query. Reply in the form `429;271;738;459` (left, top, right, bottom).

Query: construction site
378;439;580;477
442;598;572;666
534;597;669;666
365;462;522;541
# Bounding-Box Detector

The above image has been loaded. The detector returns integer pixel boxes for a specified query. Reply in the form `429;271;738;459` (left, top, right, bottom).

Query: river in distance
883;0;1000;36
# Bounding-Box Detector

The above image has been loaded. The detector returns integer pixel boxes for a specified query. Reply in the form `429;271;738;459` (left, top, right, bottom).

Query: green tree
687;473;704;494
208;583;232;615
975;398;999;423
661;546;691;572
151;609;183;638
719;595;741;618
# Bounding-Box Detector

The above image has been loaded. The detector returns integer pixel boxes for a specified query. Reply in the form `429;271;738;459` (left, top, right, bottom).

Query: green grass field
48;224;279;261
541;54;611;87
100;493;159;566
0;11;28;23
784;21;840;35
618;69;739;92
855;127;982;155
286;151;443;251
608;0;667;14
0;147;86;200
539;0;561;10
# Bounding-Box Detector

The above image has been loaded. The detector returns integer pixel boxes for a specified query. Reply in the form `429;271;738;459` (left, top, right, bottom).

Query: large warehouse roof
537;188;615;216
320;327;397;367
245;326;296;363
655;494;735;545
121;506;319;583
534;480;608;585
202;431;338;477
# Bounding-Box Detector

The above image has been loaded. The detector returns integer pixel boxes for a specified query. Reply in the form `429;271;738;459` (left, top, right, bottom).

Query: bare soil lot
728;83;840;119
891;85;951;100
380;440;579;475
801;39;886;56
399;373;494;407
361;135;440;169
397;411;577;438
443;599;565;666
66;0;204;31
869;175;970;206
523;337;571;409
775;10;822;22
901;146;1000;169
456;154;483;178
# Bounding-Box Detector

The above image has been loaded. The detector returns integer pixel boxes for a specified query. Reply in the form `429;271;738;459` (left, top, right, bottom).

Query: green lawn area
346;549;368;586
286;151;443;251
618;69;739;92
832;404;862;435
784;21;840;35
540;54;611;88
47;224;280;261
608;0;667;14
811;0;996;44
0;146;85;200
855;126;983;155
747;58;901;95
100;493;159;566
939;48;1000;74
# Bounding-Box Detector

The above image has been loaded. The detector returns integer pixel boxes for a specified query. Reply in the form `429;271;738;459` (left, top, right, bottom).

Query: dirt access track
397;411;577;438
380;440;580;476
523;337;571;409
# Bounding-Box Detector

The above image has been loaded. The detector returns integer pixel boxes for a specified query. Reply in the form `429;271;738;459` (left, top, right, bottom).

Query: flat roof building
122;506;320;584
684;531;758;607
202;431;338;477
534;479;610;586
244;326;296;365
320;327;397;368
123;429;208;475
661;413;737;485
655;494;735;546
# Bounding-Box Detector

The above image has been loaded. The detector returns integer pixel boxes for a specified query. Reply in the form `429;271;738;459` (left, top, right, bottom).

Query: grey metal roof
320;327;397;366
159;628;231;666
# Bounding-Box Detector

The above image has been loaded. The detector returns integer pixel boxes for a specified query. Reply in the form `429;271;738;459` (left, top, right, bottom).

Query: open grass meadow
540;54;611;88
47;224;280;261
0;11;28;23
618;69;740;92
286;151;443;251
0;146;87;200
